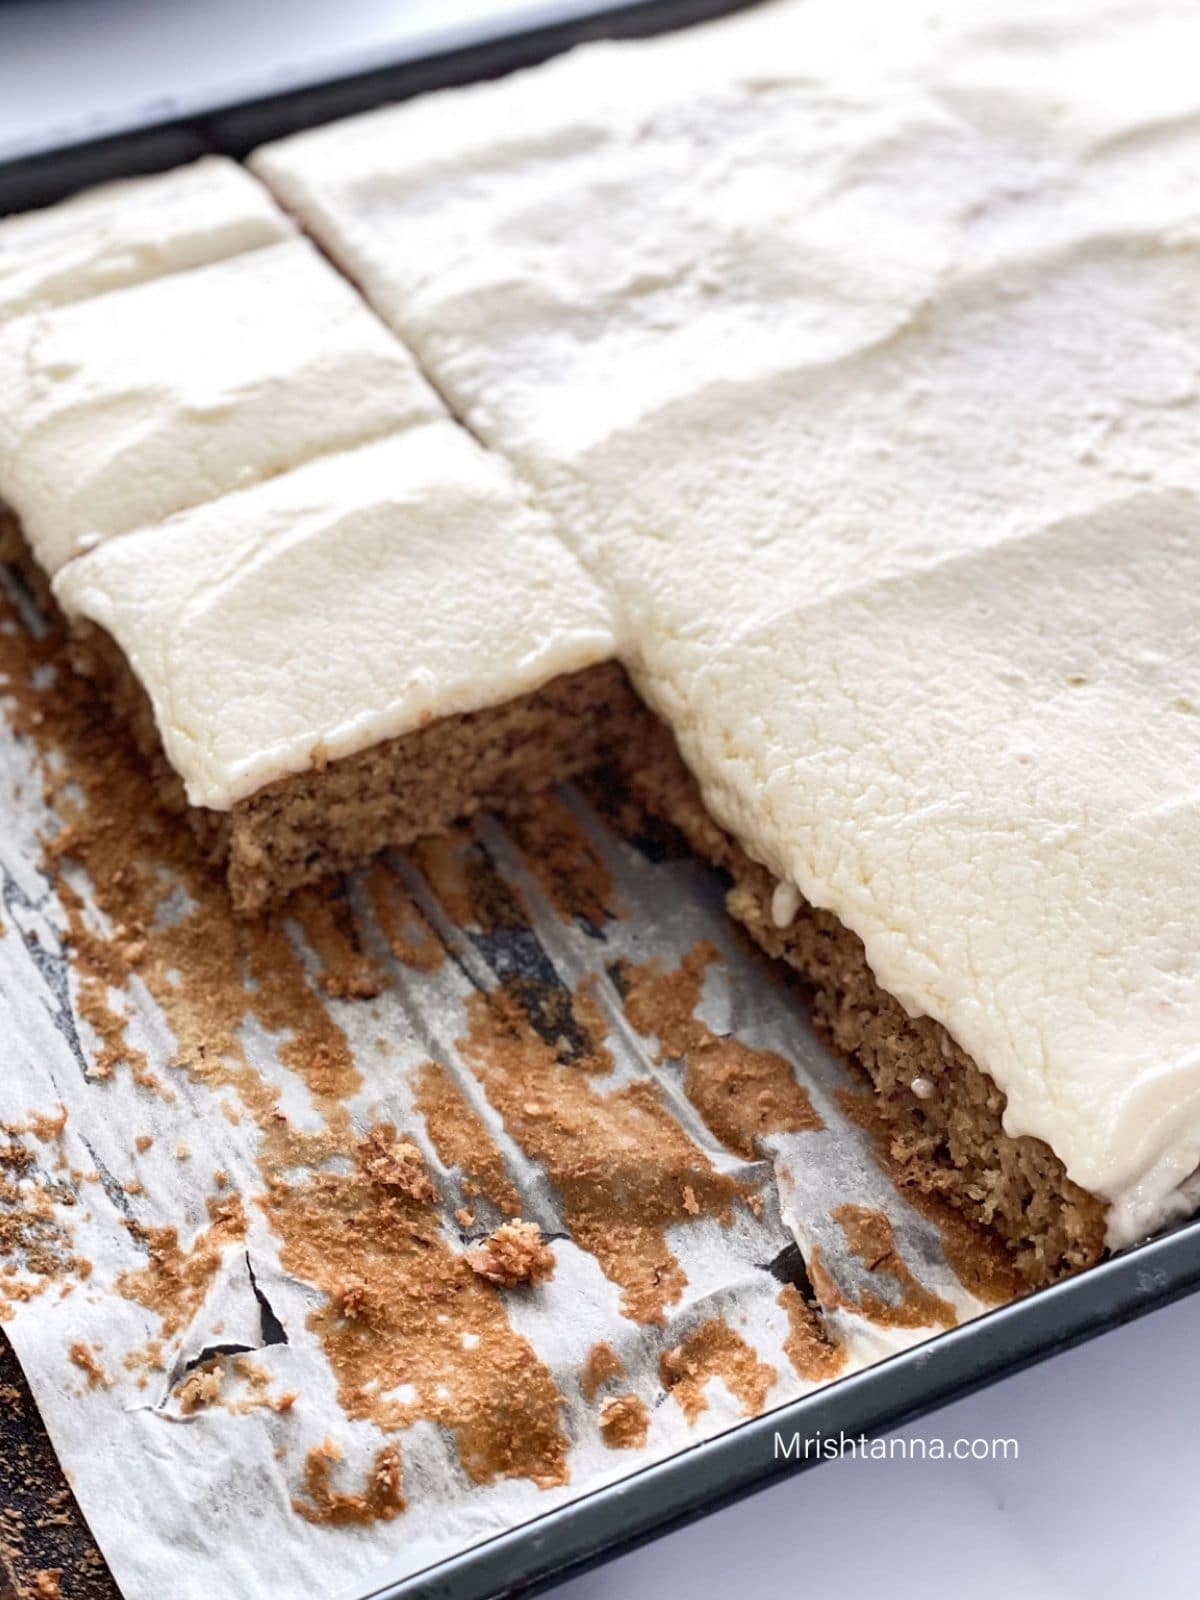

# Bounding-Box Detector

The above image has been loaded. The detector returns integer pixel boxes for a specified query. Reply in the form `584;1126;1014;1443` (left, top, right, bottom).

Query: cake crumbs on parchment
413;1061;523;1217
67;1341;110;1391
358;1124;437;1205
451;982;740;1326
4;1106;69;1144
776;1285;846;1382
598;1393;649;1450
454;1208;474;1229
464;1220;555;1289
176;1359;223;1415
292;1438;406;1527
365;860;445;973
134;1136;153;1154
660;1318;776;1424
260;1127;570;1489
115;1192;247;1337
503;790;625;929
292;883;385;1001
580;1340;625;1401
807;1205;958;1330
174;1140;190;1160
616;941;823;1159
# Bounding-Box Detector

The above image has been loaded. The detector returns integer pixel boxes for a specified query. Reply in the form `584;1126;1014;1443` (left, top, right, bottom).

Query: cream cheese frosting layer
645;494;1200;1251
52;425;617;810
0;237;438;575
0;156;292;326
255;0;1200;1244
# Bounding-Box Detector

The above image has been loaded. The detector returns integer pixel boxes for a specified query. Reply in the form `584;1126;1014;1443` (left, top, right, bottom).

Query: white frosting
0;237;438;574
0;156;291;326
52;426;617;810
255;0;1200;1246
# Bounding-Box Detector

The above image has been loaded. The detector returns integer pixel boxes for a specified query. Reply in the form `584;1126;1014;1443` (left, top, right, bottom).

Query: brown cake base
67;614;644;915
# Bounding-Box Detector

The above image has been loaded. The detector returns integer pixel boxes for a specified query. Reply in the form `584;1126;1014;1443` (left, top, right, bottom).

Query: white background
1;4;1196;1597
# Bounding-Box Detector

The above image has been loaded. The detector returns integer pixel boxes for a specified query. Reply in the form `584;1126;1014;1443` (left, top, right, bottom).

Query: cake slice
0;155;292;326
50;424;627;913
0;236;437;575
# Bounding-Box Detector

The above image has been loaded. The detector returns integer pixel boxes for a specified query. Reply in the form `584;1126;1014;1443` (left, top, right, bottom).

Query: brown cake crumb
454;984;740;1326
616;941;823;1158
660;1318;776;1424
777;1285;845;1382
292;1439;406;1527
504;790;624;928
598;1393;649;1450
116;1193;247;1337
808;1207;957;1330
580;1340;625;1401
465;1221;555;1288
412;1062;523;1217
358;1125;437;1205
67;1342;109;1391
175;1360;223;1415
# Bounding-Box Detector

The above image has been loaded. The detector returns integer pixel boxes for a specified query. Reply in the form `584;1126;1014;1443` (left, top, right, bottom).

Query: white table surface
1;4;1196;1598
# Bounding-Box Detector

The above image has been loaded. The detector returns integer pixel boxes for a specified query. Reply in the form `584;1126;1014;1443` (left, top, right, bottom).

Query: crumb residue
616;942;822;1158
505;791;623;928
116;1192;247;1337
176;1359;223;1415
364;861;444;972
410;829;528;936
414;1061;523;1217
0;1135;88;1321
465;1220;555;1288
67;1341;109;1391
456;986;739;1326
777;1285;845;1382
358;1124;437;1206
598;1393;649;1450
292;1439;406;1527
810;1206;958;1330
260;1123;570;1489
580;1340;625;1401
835;1089;1023;1303
292;885;384;1000
660;1318;776;1424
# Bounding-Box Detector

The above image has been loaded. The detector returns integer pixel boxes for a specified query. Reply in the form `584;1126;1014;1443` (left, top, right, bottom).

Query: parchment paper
0;563;1002;1600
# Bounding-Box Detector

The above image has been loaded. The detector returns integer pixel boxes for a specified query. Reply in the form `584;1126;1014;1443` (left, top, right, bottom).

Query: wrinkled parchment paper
0;565;1000;1599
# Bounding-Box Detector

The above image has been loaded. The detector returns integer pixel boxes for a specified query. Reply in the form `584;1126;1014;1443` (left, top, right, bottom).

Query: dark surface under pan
1;4;1199;1596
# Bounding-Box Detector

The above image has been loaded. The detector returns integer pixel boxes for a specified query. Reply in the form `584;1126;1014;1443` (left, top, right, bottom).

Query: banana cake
2;0;1200;1288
